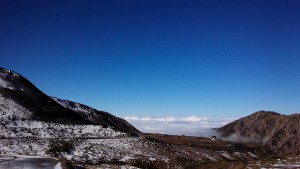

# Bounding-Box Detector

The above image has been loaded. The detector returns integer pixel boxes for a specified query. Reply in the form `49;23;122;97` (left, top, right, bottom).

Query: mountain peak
217;111;300;155
250;111;281;117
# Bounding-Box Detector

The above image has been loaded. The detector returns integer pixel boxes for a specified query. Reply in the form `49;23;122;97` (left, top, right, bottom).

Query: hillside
0;67;139;134
217;111;300;155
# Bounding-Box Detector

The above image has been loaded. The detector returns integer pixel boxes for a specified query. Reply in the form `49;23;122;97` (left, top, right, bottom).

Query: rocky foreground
0;134;272;169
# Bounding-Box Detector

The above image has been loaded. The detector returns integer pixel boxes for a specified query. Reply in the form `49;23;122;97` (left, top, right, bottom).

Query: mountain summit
217;111;300;155
0;67;139;134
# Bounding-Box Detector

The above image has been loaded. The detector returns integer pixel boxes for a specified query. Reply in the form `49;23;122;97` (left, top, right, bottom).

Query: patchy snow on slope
0;68;25;91
0;93;126;138
52;97;95;115
217;151;235;160
0;137;172;165
120;155;135;162
0;136;267;168
0;78;9;89
72;138;146;163
1;119;126;138
0;93;33;122
0;139;49;156
202;153;218;161
247;157;300;169
247;152;258;158
51;97;109;123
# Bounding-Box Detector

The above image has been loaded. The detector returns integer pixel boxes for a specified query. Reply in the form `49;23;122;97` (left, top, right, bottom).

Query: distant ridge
217;111;300;155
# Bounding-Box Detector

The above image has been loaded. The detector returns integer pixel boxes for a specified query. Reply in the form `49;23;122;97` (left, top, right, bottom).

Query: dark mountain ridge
0;67;139;134
217;111;300;155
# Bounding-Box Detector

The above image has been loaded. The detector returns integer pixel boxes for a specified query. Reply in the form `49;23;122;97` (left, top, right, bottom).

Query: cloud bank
124;116;237;137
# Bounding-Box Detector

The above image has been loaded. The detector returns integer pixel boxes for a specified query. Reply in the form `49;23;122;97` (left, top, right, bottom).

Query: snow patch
54;162;62;169
218;151;234;160
149;157;156;161
247;152;258;158
120;155;134;162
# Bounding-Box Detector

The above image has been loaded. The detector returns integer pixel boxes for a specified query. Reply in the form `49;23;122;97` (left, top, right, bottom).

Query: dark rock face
0;67;139;134
217;111;300;155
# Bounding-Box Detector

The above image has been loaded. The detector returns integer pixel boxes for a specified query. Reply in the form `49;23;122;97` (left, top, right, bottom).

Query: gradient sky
1;0;300;118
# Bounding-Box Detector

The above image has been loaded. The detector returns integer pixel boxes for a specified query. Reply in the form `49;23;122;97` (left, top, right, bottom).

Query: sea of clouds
124;116;238;137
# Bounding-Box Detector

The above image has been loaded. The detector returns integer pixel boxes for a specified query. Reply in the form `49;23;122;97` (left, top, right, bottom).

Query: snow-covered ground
0;137;168;164
0;93;127;138
0;136;263;168
1;120;126;138
0;93;33;121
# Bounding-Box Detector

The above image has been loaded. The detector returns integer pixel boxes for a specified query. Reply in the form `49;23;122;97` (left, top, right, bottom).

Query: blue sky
1;0;300;119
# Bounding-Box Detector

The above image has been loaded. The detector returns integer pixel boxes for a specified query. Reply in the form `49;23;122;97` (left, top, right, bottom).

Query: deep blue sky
1;0;300;117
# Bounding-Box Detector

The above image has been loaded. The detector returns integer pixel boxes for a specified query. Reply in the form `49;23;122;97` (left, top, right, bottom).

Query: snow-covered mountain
0;67;139;136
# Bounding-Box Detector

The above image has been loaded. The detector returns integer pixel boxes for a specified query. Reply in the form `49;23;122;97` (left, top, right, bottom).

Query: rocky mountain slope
217;111;300;155
0;67;139;135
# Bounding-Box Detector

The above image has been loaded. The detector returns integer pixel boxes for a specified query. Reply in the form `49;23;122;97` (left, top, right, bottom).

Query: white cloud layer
124;116;237;137
124;116;208;122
